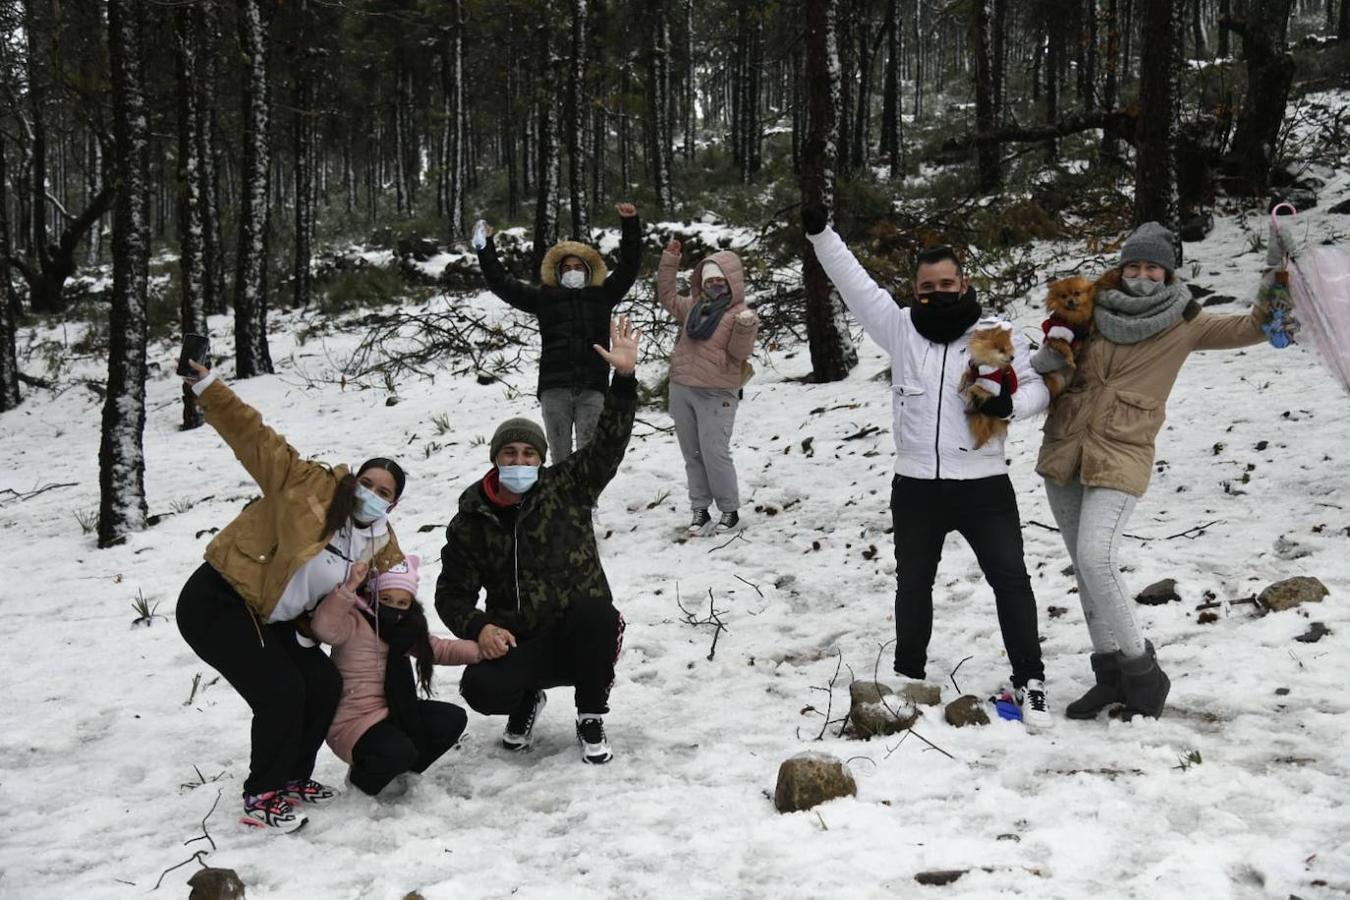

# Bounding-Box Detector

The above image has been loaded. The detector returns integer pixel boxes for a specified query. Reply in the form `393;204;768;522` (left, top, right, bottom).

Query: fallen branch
949;656;973;696
1124;520;1225;542
1025;520;1061;533
0;481;79;506
733;574;764;598
153;851;208;891
674;585;730;661
182;789;221;851
707;530;750;554
809;648;845;741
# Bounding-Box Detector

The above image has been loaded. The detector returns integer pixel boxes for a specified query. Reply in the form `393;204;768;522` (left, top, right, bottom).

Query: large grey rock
188;868;246;900
774;752;857;812
901;681;943;707
944;695;991;728
848;681;918;737
1135;578;1180;606
1259;576;1329;612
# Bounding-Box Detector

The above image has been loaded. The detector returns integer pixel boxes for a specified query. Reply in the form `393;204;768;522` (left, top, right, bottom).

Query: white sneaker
575;715;613;764
502;690;547;751
1016;679;1055;731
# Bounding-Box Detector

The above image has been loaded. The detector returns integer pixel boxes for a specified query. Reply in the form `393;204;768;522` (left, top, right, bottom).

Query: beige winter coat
657;249;759;390
1037;307;1266;497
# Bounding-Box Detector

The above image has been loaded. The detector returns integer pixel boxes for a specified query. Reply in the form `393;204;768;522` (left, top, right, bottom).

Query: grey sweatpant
1043;474;1145;657
669;382;741;512
539;387;605;462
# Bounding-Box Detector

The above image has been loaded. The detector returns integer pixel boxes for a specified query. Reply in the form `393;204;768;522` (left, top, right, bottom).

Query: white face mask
354;483;391;523
1123;276;1165;297
498;465;540;494
560;270;587;290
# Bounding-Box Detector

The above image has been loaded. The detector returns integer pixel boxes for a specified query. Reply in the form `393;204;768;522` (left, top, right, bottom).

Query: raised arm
805;224;904;354
478;232;544;314
604;203;643;303
552;316;639;503
309;564;370;647
657;240;695;321
1189;306;1267;352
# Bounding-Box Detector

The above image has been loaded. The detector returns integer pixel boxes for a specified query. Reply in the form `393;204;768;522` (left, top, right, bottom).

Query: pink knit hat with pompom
371;554;420;598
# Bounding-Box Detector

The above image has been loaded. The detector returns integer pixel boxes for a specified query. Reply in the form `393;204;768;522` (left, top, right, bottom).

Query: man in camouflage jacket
434;317;637;763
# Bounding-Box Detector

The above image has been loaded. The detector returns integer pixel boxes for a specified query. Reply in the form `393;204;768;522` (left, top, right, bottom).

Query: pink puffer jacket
312;594;480;764
657;249;759;390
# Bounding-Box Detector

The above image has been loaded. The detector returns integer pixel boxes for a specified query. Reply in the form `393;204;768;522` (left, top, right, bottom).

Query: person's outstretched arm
477;226;543;314
657;239;695;322
801;205;904;356
604;203;643;304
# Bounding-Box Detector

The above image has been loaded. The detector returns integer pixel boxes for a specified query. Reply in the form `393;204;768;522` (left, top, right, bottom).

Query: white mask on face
1123;276;1165;297
560;270;587;290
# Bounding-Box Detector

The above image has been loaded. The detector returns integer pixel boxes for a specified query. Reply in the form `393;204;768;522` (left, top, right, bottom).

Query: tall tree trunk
684;0;695;159
1221;1;1296;193
992;0;1007;121
912;0;924;117
567;0;590;238
801;0;858;383
176;8;208;429
648;0;674;210
1192;0;1208;57
234;0;274;378
836;0;854;177
1134;0;1183;264
881;0;903;178
1101;0;1123;158
1340;0;1349;40
973;0;1001;191
1083;0;1099;111
100;0;151;548
199;0;226;316
533;7;562;273
1044;5;1063;161
0;131;20;411
446;2;465;239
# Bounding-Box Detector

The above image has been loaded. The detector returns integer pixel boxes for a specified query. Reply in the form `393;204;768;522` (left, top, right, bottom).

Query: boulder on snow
1328;196;1350;215
774;752;857;812
900;681;943;707
1179;213;1214;242
1259;576;1329;612
848;681;918;737
944;694;990;728
1135;578;1181;606
188;868;246;900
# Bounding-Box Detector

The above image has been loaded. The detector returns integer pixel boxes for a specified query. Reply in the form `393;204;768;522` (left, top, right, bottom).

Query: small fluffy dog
959;323;1016;449
1040;275;1097;397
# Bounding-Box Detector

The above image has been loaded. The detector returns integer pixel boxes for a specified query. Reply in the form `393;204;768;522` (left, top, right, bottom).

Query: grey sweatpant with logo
669;382;741;512
539;387;605;463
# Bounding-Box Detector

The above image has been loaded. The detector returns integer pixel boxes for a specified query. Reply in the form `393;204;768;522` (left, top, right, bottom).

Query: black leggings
348;701;468;796
891;474;1045;687
176;563;342;796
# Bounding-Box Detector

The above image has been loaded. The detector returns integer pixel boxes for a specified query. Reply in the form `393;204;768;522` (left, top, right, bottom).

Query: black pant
348;701;468;796
176;563;342;795
459;596;624;717
891;474;1044;687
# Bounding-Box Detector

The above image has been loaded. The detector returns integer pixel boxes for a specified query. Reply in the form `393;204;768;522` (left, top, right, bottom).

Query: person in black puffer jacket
476;203;643;461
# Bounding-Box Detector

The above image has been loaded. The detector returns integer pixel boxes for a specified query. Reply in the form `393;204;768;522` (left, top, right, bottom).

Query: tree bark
648;0;674;210
1102;0;1123;158
100;0;151;548
881;0;903;178
234;0;274;378
0;131;20;411
533;5;562;272
1220;2;1297;193
176;7;208;429
567;0;590;239
801;0;858;383
1134;0;1183;263
972;0;1001;191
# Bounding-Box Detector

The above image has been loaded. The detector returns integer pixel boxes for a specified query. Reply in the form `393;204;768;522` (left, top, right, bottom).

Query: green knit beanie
489;417;547;463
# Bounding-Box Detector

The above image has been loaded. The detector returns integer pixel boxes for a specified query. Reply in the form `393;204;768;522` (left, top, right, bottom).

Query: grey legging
1043;474;1146;657
669;382;741;512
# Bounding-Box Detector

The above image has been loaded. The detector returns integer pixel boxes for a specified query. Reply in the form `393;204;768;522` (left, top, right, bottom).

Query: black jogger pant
891;474;1045;687
459;596;624;717
348;701;468;796
176;562;342;796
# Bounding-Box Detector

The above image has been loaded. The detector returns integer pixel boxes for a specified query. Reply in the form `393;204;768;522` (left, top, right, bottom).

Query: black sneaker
687;508;712;535
715;510;740;533
575;715;612;764
502;690;547;751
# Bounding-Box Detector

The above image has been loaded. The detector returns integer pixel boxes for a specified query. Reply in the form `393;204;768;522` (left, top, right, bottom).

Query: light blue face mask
1123;276;1165;297
354;483;391;523
498;465;540;494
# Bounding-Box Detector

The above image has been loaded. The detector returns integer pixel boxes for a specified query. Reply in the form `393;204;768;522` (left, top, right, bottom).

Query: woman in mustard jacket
175;363;406;832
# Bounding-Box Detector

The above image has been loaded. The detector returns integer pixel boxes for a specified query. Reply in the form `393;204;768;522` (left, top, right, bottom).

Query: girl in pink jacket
312;555;480;796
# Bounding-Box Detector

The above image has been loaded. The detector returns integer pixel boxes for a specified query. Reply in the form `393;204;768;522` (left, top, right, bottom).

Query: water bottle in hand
471;219;488;251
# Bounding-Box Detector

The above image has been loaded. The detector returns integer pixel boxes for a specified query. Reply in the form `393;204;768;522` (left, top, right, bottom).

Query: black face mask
910;286;983;344
365;604;421;655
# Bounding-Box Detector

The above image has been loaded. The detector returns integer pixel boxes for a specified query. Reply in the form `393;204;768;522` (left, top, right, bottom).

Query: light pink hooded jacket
657;248;760;390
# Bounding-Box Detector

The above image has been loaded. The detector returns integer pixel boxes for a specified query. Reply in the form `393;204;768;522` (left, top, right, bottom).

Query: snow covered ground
2;191;1349;899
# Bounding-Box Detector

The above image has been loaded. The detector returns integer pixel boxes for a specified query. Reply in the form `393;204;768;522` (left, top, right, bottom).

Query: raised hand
326;562;370;609
182;359;210;388
593;314;640;376
664;238;682;256
615;202;637;218
801;202;829;236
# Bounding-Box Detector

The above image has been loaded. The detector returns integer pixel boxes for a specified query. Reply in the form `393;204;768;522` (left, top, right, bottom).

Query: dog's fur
1041;275;1097;397
959;326;1015;449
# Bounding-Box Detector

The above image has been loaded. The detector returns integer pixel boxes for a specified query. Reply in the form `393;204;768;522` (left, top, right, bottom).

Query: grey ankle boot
1120;640;1171;720
1064;651;1125;720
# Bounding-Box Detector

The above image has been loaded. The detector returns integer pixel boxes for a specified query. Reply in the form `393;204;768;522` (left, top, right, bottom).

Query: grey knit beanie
1119;221;1177;273
489;417;547;462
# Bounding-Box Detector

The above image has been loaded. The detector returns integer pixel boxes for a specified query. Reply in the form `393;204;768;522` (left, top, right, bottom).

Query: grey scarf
1093;281;1193;344
685;294;732;341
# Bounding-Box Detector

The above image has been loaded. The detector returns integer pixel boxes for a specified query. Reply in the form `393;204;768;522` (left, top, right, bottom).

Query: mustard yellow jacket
197;379;404;621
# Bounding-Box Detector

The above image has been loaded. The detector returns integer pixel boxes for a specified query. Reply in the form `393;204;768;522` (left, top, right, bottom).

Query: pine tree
175;6;207;430
234;0;274;378
98;0;151;548
1134;0;1183;262
533;4;562;272
0;130;19;412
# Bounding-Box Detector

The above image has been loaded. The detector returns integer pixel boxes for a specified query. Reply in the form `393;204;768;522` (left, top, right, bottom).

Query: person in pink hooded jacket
312;555;480;796
657;239;760;535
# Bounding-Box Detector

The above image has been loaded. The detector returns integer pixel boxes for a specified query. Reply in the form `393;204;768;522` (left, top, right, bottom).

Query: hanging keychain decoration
1260;202;1300;349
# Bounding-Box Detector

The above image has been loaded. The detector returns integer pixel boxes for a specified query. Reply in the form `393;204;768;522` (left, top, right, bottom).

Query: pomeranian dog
959;324;1016;449
1040;275;1097;397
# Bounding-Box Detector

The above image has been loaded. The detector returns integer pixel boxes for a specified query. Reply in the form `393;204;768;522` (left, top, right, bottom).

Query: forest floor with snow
4;133;1350;900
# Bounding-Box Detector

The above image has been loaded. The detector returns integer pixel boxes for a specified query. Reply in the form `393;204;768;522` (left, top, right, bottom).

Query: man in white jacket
803;204;1054;729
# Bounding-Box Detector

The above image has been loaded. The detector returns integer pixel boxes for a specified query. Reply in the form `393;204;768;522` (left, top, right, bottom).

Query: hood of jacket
540;241;608;287
691;251;747;306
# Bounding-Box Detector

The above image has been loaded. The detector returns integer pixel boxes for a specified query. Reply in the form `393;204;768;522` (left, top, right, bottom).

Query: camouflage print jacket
434;373;636;641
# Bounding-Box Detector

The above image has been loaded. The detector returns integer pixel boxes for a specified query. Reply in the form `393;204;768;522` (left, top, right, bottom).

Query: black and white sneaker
1016;679;1054;731
575;715;613;764
687;508;712;535
714;510;740;533
502;690;547;751
240;791;307;833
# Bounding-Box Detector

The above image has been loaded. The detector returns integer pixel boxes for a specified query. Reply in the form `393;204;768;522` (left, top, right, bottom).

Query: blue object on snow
991;689;1023;722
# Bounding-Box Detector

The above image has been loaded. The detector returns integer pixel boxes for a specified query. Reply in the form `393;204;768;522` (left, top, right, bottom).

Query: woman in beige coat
657;240;759;534
1033;222;1271;721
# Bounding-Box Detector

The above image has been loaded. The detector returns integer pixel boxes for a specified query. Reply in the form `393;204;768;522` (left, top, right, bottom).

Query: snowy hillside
2;194;1349;898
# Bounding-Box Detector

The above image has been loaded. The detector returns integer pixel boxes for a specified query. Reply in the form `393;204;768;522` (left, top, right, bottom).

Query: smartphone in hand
177;333;210;377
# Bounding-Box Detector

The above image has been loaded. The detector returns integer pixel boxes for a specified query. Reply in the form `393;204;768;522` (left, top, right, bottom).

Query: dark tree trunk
973;0;1001;191
992;0;1007;121
1218;0;1233;54
176;7;208;429
1044;4;1064;161
1134;0;1183;264
1082;0;1098;112
0;131;19;411
234;0;274;378
199;0;226;316
447;2;465;238
100;0;151;548
836;0;853;176
1192;0;1208;58
533;6;562;272
1221;1;1297;193
801;0;858;384
684;0;695;159
648;0;674;210
1102;0;1123;158
1340;0;1349;40
567;0;590;239
881;0;903;177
